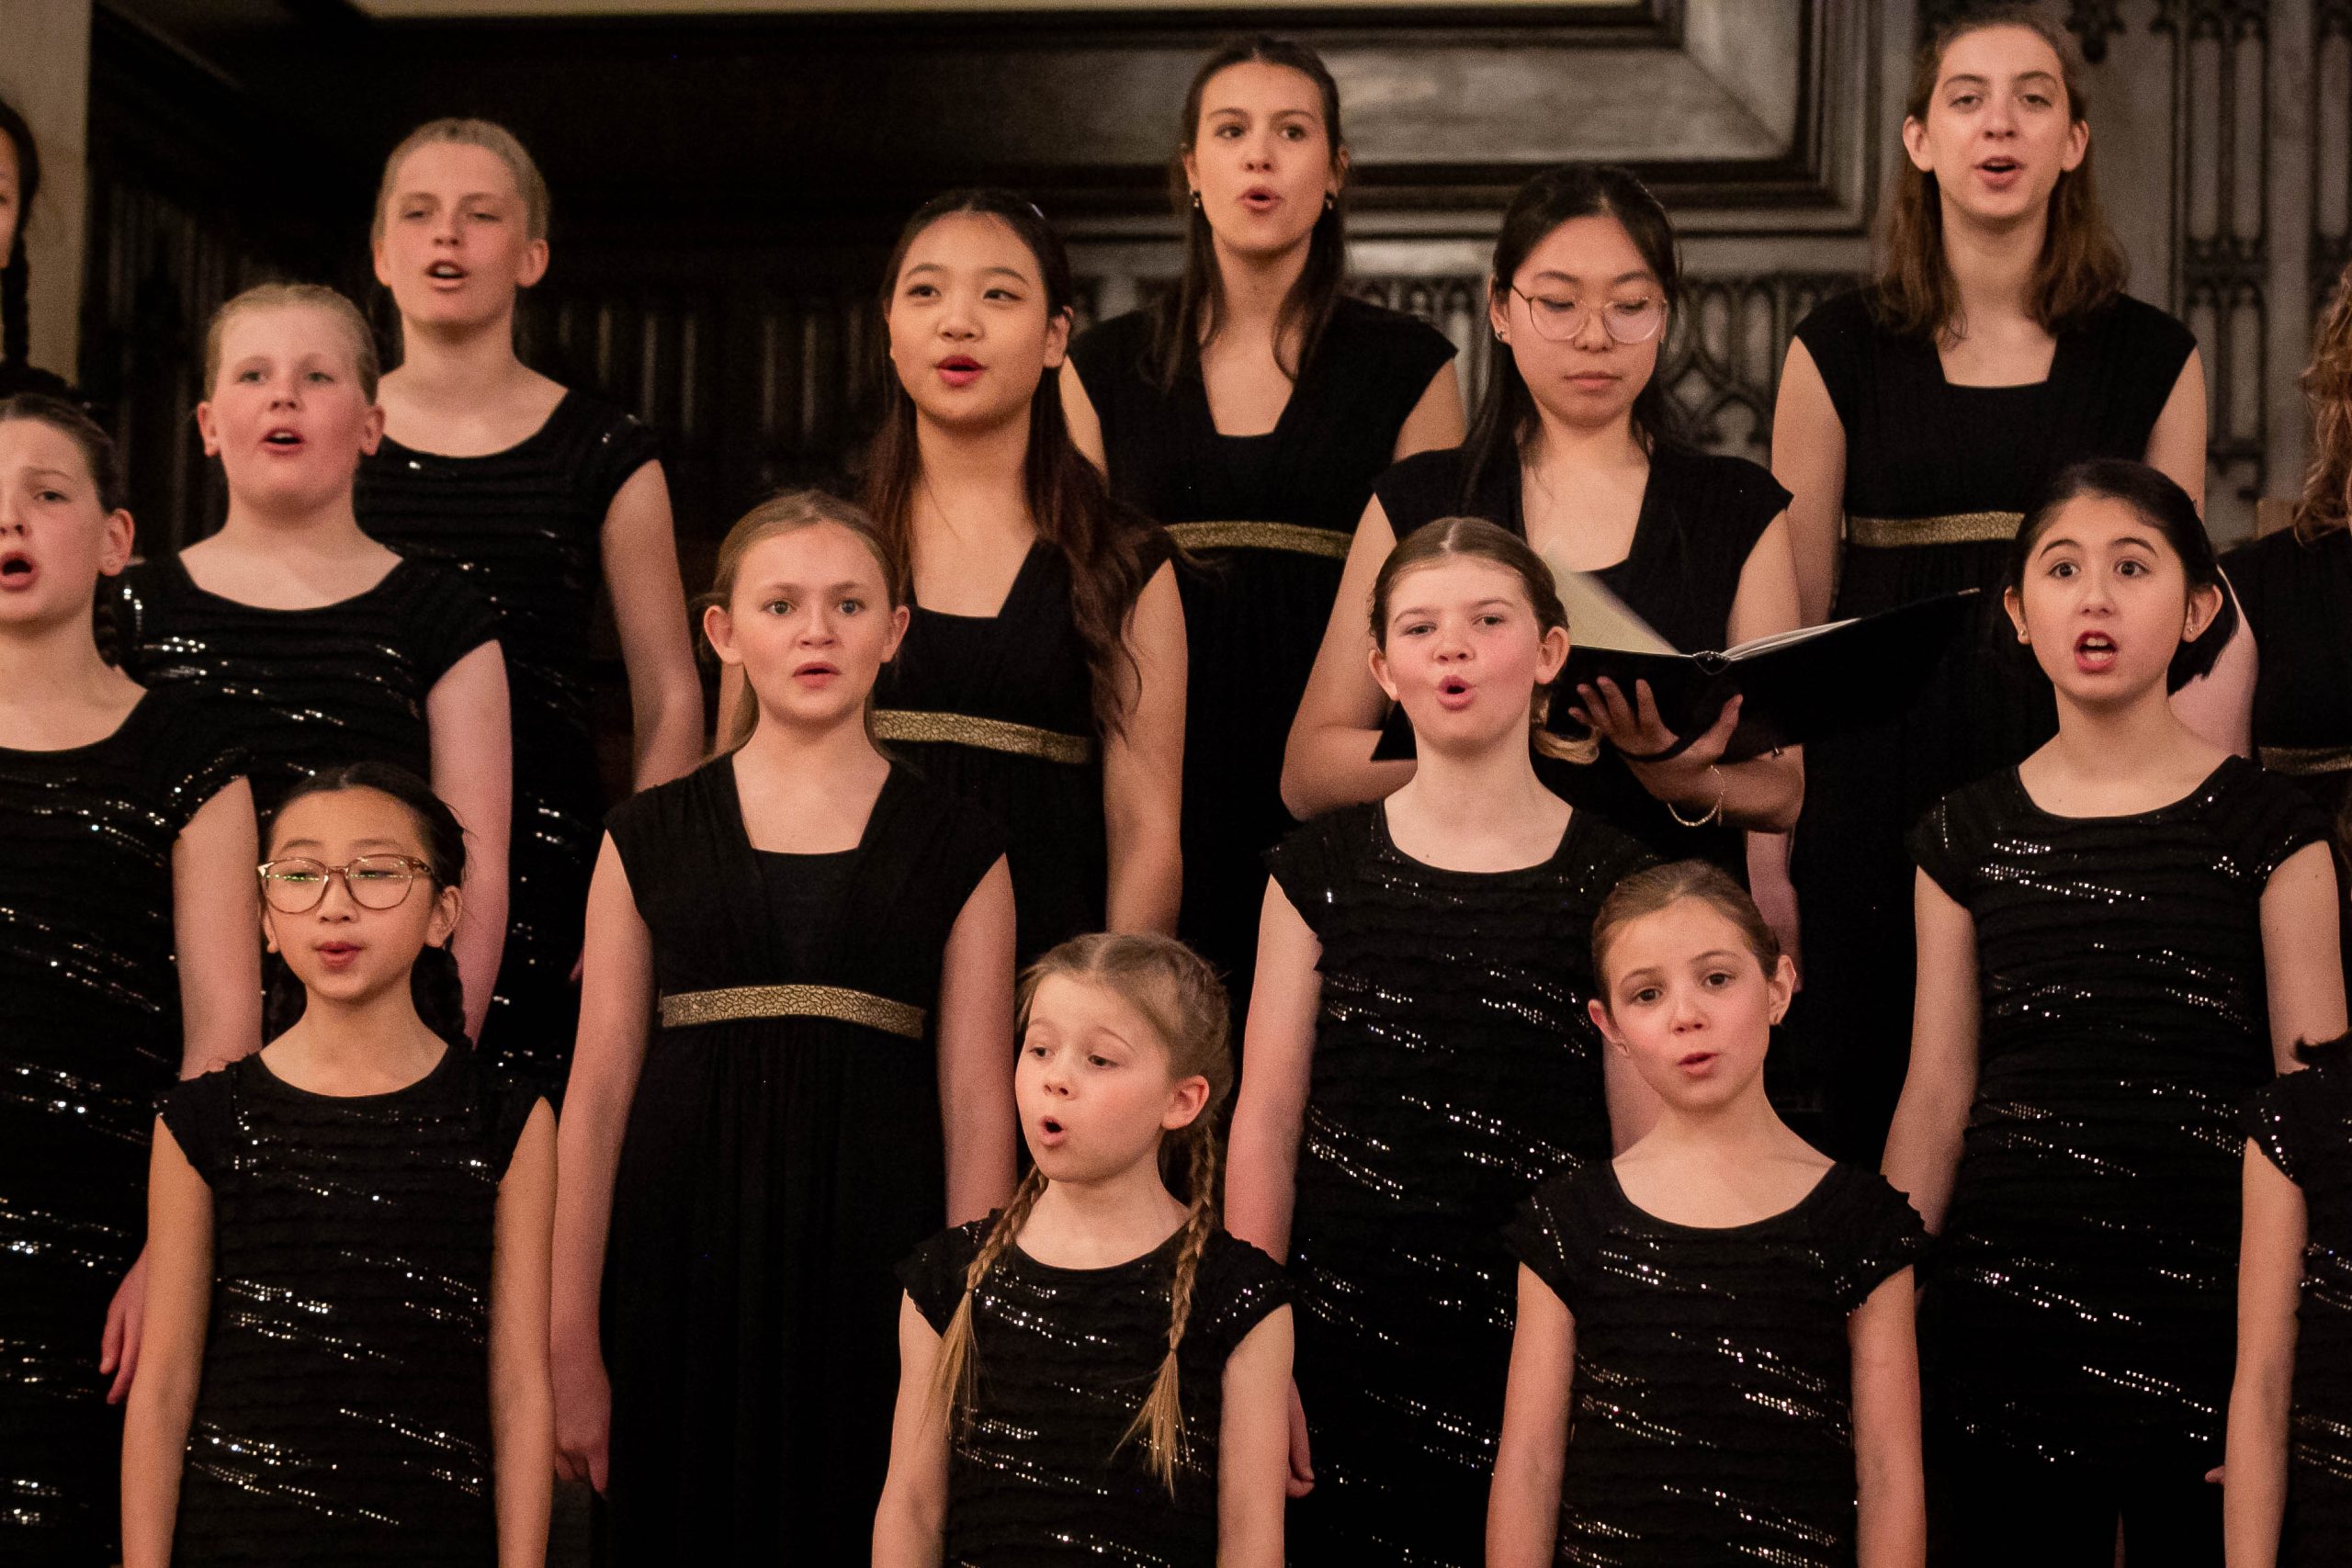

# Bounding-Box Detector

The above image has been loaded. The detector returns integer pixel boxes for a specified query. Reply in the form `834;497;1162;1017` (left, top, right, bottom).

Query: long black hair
261;762;470;1050
2006;457;2235;692
1149;36;1348;391
1459;164;1687;511
0;95;39;367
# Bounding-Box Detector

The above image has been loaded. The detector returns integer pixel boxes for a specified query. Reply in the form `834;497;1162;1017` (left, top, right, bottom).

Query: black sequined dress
2245;1060;2352;1566
1264;801;1653;1563
0;693;245;1565
898;1219;1290;1565
1505;1162;1928;1565
160;1045;543;1564
1909;758;2326;1477
356;393;663;1070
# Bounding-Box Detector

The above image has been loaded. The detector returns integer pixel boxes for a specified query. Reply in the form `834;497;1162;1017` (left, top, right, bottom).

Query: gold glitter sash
871;710;1093;765
2260;743;2352;777
1847;512;2026;548
658;984;926;1039
1165;520;1352;559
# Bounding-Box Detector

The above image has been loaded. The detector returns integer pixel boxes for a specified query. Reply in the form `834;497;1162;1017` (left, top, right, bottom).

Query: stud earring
1324;192;1336;211
1190;190;1202;209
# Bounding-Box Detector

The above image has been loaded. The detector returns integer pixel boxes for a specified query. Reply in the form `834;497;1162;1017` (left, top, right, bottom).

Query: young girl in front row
123;763;556;1566
2226;1031;2352;1566
1883;460;2346;1564
876;932;1293;1565
1492;861;1928;1567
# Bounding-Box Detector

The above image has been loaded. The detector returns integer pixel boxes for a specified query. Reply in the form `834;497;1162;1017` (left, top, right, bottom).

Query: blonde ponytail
926;1165;1049;1437
1114;1124;1220;1491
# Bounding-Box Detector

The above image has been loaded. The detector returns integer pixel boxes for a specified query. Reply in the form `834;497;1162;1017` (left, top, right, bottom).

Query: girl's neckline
1606;1157;1838;1235
0;687;152;758
247;1036;456;1103
375;387;576;465
1010;1216;1191;1278
912;537;1046;623
162;547;408;615
723;750;894;857
1374;796;1576;877
1508;438;1672;579
2006;755;2233;823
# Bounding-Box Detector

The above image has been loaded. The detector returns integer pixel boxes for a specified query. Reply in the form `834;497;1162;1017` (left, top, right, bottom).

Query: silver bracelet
1668;764;1726;829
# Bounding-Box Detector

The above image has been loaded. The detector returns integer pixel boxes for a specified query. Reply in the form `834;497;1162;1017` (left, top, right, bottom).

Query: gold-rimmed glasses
257;855;432;914
1510;288;1667;344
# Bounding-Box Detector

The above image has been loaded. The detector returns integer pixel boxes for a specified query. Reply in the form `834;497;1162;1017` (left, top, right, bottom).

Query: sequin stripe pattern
2262;742;2352;776
1845;511;2026;547
657;983;926;1039
870;709;1094;766
1163;520;1352;558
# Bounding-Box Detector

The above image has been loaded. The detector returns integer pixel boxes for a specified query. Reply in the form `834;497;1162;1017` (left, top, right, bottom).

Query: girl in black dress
0;396;256;1565
104;283;513;1039
358;118;703;1072
550;493;1017;1562
1494;862;1927;1567
0;97;74;401
876;933;1293;1566
123;764;555;1567
1286;164;1804;881
1063;35;1462;1021
1227;519;1655;1564
859;189;1182;962
2227;1033;2352;1567
1773;9;2223;1161
1883;462;2344;1564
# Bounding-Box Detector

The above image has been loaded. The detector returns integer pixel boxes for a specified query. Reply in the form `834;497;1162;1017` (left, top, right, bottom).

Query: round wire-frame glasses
257;855;433;914
1510;288;1668;344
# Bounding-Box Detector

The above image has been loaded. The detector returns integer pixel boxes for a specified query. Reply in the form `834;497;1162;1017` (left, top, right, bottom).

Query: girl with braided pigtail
877;932;1294;1565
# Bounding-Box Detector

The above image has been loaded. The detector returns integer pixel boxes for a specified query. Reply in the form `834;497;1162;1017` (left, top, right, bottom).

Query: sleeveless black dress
873;528;1170;964
2245;1059;2352;1567
1374;441;1790;876
1908;758;2324;1482
1068;298;1455;1019
1789;288;2198;1160
1505;1162;1928;1566
599;759;1005;1562
1264;801;1652;1565
160;1045;544;1565
897;1219;1291;1566
0;693;244;1567
103;553;501;815
2224;525;2352;982
357;391;664;1073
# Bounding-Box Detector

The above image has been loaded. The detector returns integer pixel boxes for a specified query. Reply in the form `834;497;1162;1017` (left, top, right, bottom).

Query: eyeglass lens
261;857;420;913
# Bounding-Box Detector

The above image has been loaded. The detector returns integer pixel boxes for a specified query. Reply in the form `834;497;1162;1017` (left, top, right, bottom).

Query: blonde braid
927;1165;1050;1438
1116;1124;1222;1492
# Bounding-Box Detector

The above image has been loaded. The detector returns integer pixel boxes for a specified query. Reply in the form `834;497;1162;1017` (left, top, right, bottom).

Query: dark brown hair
0;95;37;367
0;392;123;512
1149;36;1347;391
1874;5;2127;343
864;190;1160;737
1590;860;1782;999
2293;257;2352;542
927;933;1233;1492
1369;515;1594;764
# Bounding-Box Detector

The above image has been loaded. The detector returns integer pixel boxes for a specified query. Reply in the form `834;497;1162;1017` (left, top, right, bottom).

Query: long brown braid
924;931;1233;1494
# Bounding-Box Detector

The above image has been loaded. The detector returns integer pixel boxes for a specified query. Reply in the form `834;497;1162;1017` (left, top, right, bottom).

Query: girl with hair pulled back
1884;459;2343;1560
0;96;74;400
124;762;556;1565
876;932;1294;1564
553;492;1018;1561
1228;516;1656;1563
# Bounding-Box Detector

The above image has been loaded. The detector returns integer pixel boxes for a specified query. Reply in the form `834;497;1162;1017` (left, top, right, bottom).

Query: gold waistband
2260;743;2352;777
1166;520;1352;559
872;710;1093;765
1847;512;2026;547
658;984;927;1039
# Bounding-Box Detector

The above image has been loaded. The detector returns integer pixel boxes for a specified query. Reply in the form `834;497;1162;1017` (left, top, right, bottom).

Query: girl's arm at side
120;1122;212;1568
549;838;655;1493
1881;874;1980;1233
2144;350;2210;512
1487;1264;1575;1568
2223;1140;2303;1568
935;857;1019;1225
1058;360;1109;473
490;1100;557;1566
873;1294;951;1568
601;460;707;786
426;640;513;1041
1216;1304;1295;1568
1102;560;1186;935
1225;885;1323;1261
1769;340;1848;627
1391;362;1466;461
1280;497;1416;820
2260;841;2347;1069
1849;1270;1927;1568
2171;571;2254;756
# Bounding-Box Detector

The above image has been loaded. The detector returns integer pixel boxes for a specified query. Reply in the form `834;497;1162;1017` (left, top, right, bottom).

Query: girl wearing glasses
0;396;256;1566
123;762;556;1567
102;283;514;1042
1771;9;2213;1163
1285;163;1804;881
